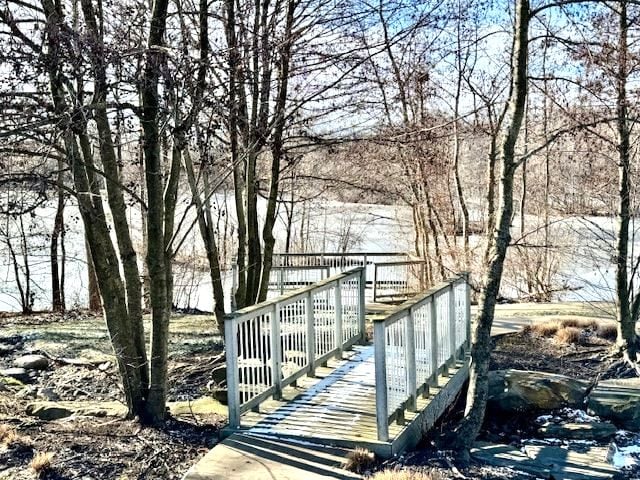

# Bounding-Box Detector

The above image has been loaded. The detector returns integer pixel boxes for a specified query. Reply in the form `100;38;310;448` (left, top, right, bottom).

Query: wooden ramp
226;343;469;458
182;346;469;479
183;269;472;479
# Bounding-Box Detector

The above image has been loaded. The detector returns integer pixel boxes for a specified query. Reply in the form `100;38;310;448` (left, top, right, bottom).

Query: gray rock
488;369;589;412
588;378;640;430
538;421;617;440
26;401;126;420
14;354;49;370
473;441;616;479
0;344;15;356
0;367;30;382
37;387;60;401
26;402;74;420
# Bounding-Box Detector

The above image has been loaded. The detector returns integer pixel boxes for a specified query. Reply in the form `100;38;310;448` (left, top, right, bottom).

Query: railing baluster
464;273;471;352
406;308;417;411
373;263;379;302
429;296;438;385
306;291;316;377
359;267;366;343
448;283;457;367
225;315;240;428
335;280;343;358
374;320;389;441
271;303;282;400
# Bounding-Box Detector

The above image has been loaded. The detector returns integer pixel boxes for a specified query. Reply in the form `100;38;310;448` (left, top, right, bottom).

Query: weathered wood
374;323;389;441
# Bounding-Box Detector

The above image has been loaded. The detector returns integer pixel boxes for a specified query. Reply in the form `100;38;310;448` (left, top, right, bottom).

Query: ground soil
0;311;225;480
0;308;634;479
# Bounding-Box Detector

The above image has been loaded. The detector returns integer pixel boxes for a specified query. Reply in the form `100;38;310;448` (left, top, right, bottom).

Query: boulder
212;389;228;405
168;396;227;416
488;370;589;412
26;401;127;420
0;367;30;383
538;421;617;440
472;441;617;480
0;344;15;356
26;403;74;420
588;378;640;430
14;354;49;370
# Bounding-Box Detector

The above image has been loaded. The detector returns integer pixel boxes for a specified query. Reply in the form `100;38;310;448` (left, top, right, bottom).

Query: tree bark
140;0;172;424
453;0;530;453
614;1;638;360
51;166;65;312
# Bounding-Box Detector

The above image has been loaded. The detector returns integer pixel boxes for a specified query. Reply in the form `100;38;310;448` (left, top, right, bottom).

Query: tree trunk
140;0;172;424
614;1;638;360
51;169;65;312
86;236;101;311
453;0;530;453
258;0;296;302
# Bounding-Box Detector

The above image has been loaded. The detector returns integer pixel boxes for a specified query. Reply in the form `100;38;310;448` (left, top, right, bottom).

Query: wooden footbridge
184;253;471;479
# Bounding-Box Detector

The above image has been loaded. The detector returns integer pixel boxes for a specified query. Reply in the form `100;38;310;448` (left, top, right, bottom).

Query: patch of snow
566;439;597;446
558;408;600;423
612;444;640;469
522;438;563;446
535;414;554;424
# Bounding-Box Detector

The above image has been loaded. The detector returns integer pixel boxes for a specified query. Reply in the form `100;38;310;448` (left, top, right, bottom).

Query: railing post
306;291;316;377
464;273;471;353
374;320;389;441
406;309;417;411
373;263;378;303
224;315;241;428
335;279;343;359
363;253;368;285
448;282;457;368
231;258;238;312
271;303;282;400
359;267;366;344
429;296;439;385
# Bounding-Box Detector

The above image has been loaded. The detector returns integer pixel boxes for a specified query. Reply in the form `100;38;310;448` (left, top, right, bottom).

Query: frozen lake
0;196;632;312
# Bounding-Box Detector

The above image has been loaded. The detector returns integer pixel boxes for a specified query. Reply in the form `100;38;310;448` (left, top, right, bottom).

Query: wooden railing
373;274;470;441
267;265;331;298
225;267;367;429
373;260;428;302
271;252;412;300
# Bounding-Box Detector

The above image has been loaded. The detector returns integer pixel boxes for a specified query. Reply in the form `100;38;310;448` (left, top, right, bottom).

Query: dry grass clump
526;320;561;337
369;468;446;480
0;424;29;449
343;448;375;473
559;317;599;330
555;326;582;345
30;451;54;477
525;317;614;345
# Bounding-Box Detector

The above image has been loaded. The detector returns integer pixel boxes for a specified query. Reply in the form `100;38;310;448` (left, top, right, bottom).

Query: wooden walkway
239;343;468;456
182;268;472;479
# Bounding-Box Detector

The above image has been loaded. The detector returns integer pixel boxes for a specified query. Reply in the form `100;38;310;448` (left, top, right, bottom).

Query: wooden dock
225;343;468;458
183;266;471;479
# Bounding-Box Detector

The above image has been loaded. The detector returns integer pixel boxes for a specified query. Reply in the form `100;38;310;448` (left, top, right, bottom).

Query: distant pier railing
373;260;428;302
225;267;366;429
267;265;331;298
373;273;471;441
271;252;413;300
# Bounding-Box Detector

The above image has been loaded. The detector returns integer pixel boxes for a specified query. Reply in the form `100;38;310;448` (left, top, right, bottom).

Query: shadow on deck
224;343;468;458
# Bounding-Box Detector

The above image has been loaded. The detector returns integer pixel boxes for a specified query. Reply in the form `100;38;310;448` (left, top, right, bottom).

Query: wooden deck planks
239;344;465;446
